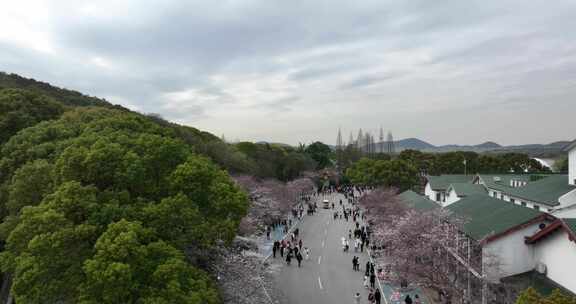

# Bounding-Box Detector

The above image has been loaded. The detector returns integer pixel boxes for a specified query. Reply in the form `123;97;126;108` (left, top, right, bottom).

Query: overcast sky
1;0;575;146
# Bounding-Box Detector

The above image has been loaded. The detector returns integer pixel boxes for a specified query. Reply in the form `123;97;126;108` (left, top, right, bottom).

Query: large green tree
304;141;333;169
346;158;418;191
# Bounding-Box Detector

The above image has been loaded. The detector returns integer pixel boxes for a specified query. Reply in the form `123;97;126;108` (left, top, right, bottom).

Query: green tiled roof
478;174;532;192
500;175;575;207
398;190;440;211
427;175;474;191
448;183;487;197
447;194;542;241
563;218;576;235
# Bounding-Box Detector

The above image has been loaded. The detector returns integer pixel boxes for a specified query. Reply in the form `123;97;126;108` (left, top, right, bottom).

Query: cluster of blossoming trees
233;174;316;236
359;189;509;303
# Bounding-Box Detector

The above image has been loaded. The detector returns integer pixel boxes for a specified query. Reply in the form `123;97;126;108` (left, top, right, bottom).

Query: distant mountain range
358;138;571;157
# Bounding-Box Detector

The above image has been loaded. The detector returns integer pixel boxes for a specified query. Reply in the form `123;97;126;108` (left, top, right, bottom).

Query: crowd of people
271;228;312;268
267;184;422;304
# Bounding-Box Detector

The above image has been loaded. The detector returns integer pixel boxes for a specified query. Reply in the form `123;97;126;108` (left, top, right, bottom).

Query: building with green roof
474;174;537;193
424;174;475;203
447;194;545;241
524;217;576;295
444;183;487;206
446;194;557;290
394;183;576;299
478;175;576;212
397;190;440;211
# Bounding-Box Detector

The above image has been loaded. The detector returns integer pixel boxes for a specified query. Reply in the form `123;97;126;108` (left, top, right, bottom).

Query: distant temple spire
387;131;395;155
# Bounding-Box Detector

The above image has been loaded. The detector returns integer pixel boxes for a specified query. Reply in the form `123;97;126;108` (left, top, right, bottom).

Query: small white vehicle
323;199;330;209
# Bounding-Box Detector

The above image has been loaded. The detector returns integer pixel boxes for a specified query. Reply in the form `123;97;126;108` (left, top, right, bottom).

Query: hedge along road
273;192;386;304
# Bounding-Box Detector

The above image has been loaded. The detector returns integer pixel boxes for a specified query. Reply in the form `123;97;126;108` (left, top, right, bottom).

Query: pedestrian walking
354;292;361;304
286;252;292;265
370;273;376;288
404;295;413;304
296;252;303;267
299;239;303;250
374;289;381;304
363;275;369;289
368;289;375;304
304;247;310;260
414;295;421;304
272;241;278;258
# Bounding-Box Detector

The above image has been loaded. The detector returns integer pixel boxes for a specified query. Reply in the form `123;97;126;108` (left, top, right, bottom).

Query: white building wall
425;183;446;203
445;189;460;206
552;204;576;218
533;230;576;294
559;189;576;208
483;223;544;281
424;183;436;201
570;148;576;186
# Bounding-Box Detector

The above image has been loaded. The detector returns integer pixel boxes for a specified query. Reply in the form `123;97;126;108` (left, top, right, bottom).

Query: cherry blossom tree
232;175;315;236
360;188;504;302
358;187;407;227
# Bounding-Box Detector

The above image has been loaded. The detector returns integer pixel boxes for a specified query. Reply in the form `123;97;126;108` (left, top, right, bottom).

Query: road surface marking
318;255;322;264
318;277;323;290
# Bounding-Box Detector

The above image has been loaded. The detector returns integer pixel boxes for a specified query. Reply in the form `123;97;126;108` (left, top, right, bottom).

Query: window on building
534;205;540;211
493;192;497;198
548;208;553;212
510;198;515;204
436;192;441;202
500;194;504;200
521;202;526;207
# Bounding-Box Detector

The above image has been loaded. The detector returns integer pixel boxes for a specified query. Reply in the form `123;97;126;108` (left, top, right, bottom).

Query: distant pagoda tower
348;131;354;147
387;131;395;155
336;127;343;151
356;129;364;152
379;126;384;153
336;127;343;171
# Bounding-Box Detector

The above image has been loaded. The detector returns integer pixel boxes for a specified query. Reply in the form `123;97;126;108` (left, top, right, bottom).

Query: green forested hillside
0;72;120;109
0;107;247;303
0;72;315;303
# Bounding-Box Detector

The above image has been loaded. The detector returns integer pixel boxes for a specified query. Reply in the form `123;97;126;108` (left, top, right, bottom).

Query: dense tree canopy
304;141;333;169
0;105;249;303
345;158;419;191
398;149;551;175
0;88;64;145
234;141;315;181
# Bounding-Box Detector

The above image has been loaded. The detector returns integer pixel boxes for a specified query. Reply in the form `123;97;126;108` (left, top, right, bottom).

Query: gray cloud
1;0;576;145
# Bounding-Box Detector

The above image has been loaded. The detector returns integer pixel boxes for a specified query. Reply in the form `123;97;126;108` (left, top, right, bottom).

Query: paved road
273;193;378;304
